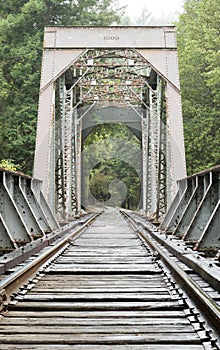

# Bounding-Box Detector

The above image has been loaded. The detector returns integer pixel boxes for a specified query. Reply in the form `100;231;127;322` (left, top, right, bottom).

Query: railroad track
0;207;219;349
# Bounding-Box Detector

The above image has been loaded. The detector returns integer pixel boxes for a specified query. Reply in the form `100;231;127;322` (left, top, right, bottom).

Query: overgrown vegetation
0;159;18;171
83;124;141;210
177;0;220;174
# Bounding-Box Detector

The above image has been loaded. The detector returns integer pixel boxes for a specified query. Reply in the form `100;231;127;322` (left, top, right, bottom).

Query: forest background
0;0;219;179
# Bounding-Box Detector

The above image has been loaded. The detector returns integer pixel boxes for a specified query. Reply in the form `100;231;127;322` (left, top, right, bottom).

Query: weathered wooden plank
0;324;196;334
44;263;159;268
4;310;187;318
35;281;164;287
72;240;141;246
0;316;191;326
34;279;166;288
46;271;161;276
51;262;158;267
62;254;148;258
64;251;148;256
25;288;169;293
57;258;151;263
48;265;160;273
85;227;134;231
78;234;136;238
9;300;185;311
63;250;147;256
33;284;166;290
33;279;167;286
67;246;146;251
0;345;207;350
37;274;163;281
18;292;173;302
75;239;140;244
0;332;201;344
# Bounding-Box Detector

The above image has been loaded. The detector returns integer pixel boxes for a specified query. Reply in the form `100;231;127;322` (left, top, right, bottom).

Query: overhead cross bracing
33;26;186;221
65;48;154;106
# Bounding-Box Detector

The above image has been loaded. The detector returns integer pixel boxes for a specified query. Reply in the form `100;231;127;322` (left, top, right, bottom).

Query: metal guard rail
0;168;59;254
161;165;220;255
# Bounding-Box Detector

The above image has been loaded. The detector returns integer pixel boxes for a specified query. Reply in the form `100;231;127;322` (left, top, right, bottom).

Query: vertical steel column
156;79;167;219
146;89;152;215
75;116;82;213
55;75;75;220
55;76;65;217
146;81;162;218
62;85;74;217
144;77;167;220
49;87;56;212
70;108;77;214
55;74;78;220
141;114;148;213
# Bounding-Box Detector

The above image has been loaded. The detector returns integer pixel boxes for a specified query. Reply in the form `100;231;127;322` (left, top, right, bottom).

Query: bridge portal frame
33;26;186;219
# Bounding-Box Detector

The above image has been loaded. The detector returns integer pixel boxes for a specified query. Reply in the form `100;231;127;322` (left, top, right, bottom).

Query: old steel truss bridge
1;27;219;257
33;26;186;221
0;27;219;349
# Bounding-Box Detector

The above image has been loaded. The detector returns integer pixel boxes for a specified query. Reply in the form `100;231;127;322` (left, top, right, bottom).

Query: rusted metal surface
0;208;218;348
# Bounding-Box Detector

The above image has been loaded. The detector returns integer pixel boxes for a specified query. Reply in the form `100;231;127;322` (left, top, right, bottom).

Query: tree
89;171;111;203
177;0;220;174
121;5;152;26
83;123;141;210
135;5;152;25
0;0;124;174
0;0;28;16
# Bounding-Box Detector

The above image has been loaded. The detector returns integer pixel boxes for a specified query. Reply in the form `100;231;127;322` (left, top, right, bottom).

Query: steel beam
160;178;195;232
0;169;59;254
160;179;187;231
44;26;177;50
196;200;220;252
0;214;17;252
161;166;220;254
0;172;32;246
173;176;205;237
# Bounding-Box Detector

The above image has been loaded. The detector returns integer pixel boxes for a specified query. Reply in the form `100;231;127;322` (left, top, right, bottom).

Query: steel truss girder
140;76;167;220
161;166;220;254
55;75;77;219
147;76;167;220
33;26;186;220
66;48;152;106
0;169;59;254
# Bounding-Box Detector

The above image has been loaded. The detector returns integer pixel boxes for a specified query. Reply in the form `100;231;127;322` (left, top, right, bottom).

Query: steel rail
121;210;220;330
0;212;101;311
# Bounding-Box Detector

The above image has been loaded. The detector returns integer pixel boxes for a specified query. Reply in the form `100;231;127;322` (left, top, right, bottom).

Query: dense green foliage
177;0;220;174
83;124;141;210
0;159;18;171
0;0;124;174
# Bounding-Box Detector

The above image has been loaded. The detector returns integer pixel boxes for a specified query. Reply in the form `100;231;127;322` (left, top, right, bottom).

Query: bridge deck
0;208;211;349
